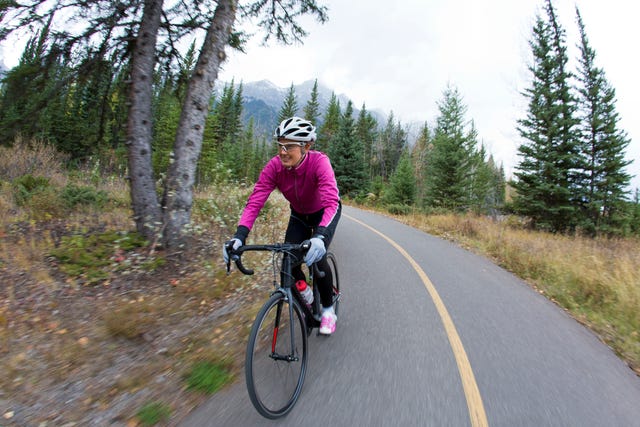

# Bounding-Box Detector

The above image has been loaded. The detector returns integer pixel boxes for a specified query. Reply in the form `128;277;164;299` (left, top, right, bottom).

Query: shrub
26;187;66;220
61;184;108;209
12;175;51;206
386;204;412;215
0;138;67;181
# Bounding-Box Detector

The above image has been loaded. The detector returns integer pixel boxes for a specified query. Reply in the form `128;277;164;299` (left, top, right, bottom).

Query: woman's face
277;139;307;168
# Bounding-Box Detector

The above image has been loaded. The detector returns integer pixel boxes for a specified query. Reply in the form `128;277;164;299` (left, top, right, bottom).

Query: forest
0;0;638;239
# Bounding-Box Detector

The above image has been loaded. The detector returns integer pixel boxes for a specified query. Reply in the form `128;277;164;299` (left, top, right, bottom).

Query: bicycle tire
326;252;341;315
245;292;308;418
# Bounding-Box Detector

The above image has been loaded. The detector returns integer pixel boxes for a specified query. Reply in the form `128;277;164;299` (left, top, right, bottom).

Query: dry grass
0;137;69;183
393;210;640;373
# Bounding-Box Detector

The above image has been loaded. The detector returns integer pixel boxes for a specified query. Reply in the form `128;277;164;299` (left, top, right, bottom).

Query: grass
185;360;234;394
378;208;640;373
136;401;171;426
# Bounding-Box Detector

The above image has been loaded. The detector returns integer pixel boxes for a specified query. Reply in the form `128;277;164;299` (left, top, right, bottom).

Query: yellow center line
345;213;489;427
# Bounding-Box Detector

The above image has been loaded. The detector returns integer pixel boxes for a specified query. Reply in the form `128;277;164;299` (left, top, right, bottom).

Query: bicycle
225;240;340;419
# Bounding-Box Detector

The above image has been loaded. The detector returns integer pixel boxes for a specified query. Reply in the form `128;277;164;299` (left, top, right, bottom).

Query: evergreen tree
385;151;416;206
575;7;632;235
317;93;341;154
468;143;496;213
1;22;118;160
513;0;581;232
303;79;320;125
210;81;242;147
411;122;432;206
278;83;299;122
373;113;406;181
489;155;507;211
220;82;247;178
200;81;243;184
153;82;182;180
424;85;478;211
50;56;116;159
329;101;366;197
175;41;198;100
0;23;58;145
355;104;378;180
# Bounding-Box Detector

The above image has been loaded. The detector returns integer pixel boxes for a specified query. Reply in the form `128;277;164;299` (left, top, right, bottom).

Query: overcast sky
1;0;637;190
218;0;639;190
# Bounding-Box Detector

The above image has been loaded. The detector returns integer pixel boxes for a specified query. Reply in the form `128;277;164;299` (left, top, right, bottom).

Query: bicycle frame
226;241;327;330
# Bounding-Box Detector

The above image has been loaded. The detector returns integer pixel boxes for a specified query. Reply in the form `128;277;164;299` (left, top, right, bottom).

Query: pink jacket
239;151;340;232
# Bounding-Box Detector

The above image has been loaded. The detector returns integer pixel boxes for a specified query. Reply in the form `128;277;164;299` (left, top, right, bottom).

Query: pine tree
513;0;581;232
317;93;341;154
355;104;378;180
199;81;242;184
411;123;432;206
153;81;182;179
329;101;366;198
385;151;416;206
469;144;495;213
175;41;198;101
303;79;320;125
373;113;406;181
211;81;242;147
278;83;299;122
489;155;507;211
424;85;477;211
575;7;632;235
0;23;58;145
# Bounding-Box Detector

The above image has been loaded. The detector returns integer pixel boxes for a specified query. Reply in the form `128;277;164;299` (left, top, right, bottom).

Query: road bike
225;241;340;419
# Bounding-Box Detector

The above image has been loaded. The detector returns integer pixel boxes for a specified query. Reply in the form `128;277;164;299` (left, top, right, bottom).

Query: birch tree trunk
126;0;164;241
162;0;238;247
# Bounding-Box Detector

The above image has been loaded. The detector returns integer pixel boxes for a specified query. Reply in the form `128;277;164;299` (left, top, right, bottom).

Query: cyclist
223;117;342;335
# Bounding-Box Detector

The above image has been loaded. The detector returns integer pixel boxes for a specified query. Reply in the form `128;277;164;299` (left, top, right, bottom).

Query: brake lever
224;241;235;275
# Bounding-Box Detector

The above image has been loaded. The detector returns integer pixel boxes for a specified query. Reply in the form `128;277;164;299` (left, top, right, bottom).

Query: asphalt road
180;205;640;427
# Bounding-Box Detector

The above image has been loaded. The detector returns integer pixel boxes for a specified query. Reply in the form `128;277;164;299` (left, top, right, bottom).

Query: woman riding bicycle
223;116;342;335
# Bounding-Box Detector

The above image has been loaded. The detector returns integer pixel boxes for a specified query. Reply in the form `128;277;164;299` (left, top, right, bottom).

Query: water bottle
295;280;314;309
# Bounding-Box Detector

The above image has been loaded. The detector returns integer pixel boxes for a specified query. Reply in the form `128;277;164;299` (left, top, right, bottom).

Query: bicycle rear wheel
326;252;341;315
245;292;308;419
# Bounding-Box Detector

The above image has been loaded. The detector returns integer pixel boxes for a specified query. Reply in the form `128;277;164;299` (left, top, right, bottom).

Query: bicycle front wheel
245;292;308;419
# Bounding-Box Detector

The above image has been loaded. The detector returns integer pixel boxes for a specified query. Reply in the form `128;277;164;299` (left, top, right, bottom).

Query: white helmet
274;117;317;142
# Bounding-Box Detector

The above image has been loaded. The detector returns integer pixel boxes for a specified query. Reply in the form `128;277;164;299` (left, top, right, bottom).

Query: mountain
214;79;383;136
237;79;352;117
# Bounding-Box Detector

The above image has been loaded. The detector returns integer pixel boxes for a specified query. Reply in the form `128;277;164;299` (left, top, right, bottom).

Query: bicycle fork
269;287;300;362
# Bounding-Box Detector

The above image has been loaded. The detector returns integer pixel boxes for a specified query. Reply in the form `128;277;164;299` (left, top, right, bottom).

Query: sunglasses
277;142;304;153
